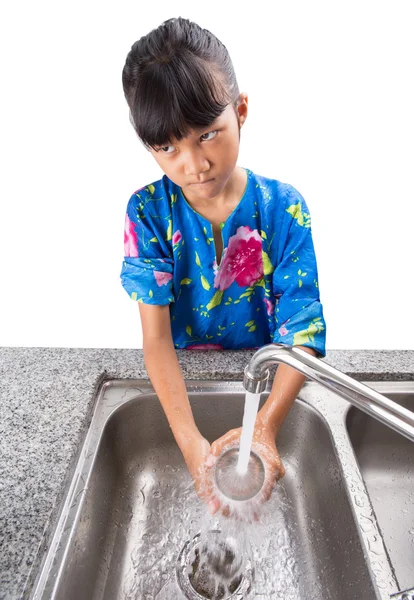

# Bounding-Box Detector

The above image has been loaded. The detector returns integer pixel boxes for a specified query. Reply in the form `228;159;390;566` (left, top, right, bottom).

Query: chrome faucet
243;343;414;443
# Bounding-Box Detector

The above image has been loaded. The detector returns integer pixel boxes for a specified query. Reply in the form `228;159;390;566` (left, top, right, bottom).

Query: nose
182;148;210;178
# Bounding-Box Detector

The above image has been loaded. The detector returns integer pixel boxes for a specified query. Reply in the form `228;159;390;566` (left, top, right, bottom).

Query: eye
200;130;218;141
158;145;175;154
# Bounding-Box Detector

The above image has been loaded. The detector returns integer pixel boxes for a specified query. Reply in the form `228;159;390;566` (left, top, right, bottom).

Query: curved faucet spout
243;343;414;443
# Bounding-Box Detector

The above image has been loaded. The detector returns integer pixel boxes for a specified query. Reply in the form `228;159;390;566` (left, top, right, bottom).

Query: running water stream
236;392;261;474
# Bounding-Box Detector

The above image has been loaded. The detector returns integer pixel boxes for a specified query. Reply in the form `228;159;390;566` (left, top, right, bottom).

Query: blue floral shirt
121;167;326;356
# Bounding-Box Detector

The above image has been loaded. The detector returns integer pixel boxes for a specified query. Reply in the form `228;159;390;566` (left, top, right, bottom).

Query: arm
138;303;213;501
258;345;317;436
121;190;214;503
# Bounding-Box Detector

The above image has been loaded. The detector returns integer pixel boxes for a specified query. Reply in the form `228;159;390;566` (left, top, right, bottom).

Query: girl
120;17;326;516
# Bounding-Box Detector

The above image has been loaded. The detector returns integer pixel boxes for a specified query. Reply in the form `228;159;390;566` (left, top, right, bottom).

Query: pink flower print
264;298;274;316
279;321;290;336
186;344;223;350
172;230;182;245
214;226;263;291
124;213;138;258
154;271;173;287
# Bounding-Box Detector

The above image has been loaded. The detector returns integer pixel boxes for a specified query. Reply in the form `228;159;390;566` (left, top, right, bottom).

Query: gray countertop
0;347;413;600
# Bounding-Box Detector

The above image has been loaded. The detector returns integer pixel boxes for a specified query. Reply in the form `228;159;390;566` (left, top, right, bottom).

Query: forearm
258;346;317;436
143;337;200;452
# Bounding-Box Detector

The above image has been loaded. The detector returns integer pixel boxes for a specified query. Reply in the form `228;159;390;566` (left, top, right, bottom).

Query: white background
1;1;413;349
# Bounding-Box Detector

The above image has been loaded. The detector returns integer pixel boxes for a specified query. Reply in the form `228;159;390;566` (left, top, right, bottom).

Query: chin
196;185;223;201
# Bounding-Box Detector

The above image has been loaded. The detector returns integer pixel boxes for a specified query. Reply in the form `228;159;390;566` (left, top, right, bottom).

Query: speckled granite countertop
0;347;413;600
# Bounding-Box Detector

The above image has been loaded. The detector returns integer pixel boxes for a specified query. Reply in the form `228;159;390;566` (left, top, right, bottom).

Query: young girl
120;17;326;516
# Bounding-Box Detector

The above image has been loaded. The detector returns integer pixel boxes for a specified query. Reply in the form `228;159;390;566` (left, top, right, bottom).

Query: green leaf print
245;320;255;327
293;319;324;345
186;325;192;336
207;290;224;310
149;290;153;298
262;251;274;275
286;202;311;228
195;251;201;267
248;325;257;332
150;237;158;243
201;276;211;290
261;230;267;239
165;219;172;241
147;184;155;195
180;278;192;285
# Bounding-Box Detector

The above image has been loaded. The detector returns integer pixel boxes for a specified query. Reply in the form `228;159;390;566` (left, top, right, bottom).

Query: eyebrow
192;118;221;134
155;118;222;148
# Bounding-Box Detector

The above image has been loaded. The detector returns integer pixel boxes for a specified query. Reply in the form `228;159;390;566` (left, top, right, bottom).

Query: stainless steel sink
346;382;414;592
30;380;414;600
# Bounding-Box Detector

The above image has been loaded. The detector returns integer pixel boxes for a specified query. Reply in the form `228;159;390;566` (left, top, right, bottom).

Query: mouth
190;178;215;186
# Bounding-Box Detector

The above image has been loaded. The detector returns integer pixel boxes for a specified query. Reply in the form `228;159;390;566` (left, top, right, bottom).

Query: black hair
121;17;240;150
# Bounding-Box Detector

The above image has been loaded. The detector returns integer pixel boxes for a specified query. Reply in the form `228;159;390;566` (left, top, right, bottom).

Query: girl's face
149;93;248;204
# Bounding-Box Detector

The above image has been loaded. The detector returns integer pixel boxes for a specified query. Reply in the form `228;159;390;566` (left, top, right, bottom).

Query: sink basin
346;382;414;592
31;380;379;600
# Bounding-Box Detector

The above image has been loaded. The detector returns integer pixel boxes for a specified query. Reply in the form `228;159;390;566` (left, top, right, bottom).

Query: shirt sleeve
120;189;174;305
271;185;326;358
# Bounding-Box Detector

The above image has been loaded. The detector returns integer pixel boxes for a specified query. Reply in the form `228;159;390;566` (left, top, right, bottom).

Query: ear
236;92;248;127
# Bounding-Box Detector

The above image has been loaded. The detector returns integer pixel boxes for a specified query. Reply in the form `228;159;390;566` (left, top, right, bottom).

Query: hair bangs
131;53;233;150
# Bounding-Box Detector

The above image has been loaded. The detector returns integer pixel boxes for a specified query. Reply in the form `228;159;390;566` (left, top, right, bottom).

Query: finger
261;468;276;502
208;496;220;515
261;459;286;502
262;480;274;502
210;429;241;457
261;464;278;502
193;467;214;502
274;459;286;482
205;453;216;468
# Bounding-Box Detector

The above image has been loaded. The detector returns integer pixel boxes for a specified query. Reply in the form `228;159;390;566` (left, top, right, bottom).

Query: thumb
210;429;241;457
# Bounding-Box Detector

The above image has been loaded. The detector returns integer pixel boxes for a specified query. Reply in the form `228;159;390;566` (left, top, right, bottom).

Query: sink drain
176;531;253;599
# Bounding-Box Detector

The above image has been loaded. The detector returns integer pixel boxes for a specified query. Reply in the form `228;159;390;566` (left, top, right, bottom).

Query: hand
208;414;285;516
179;433;216;509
